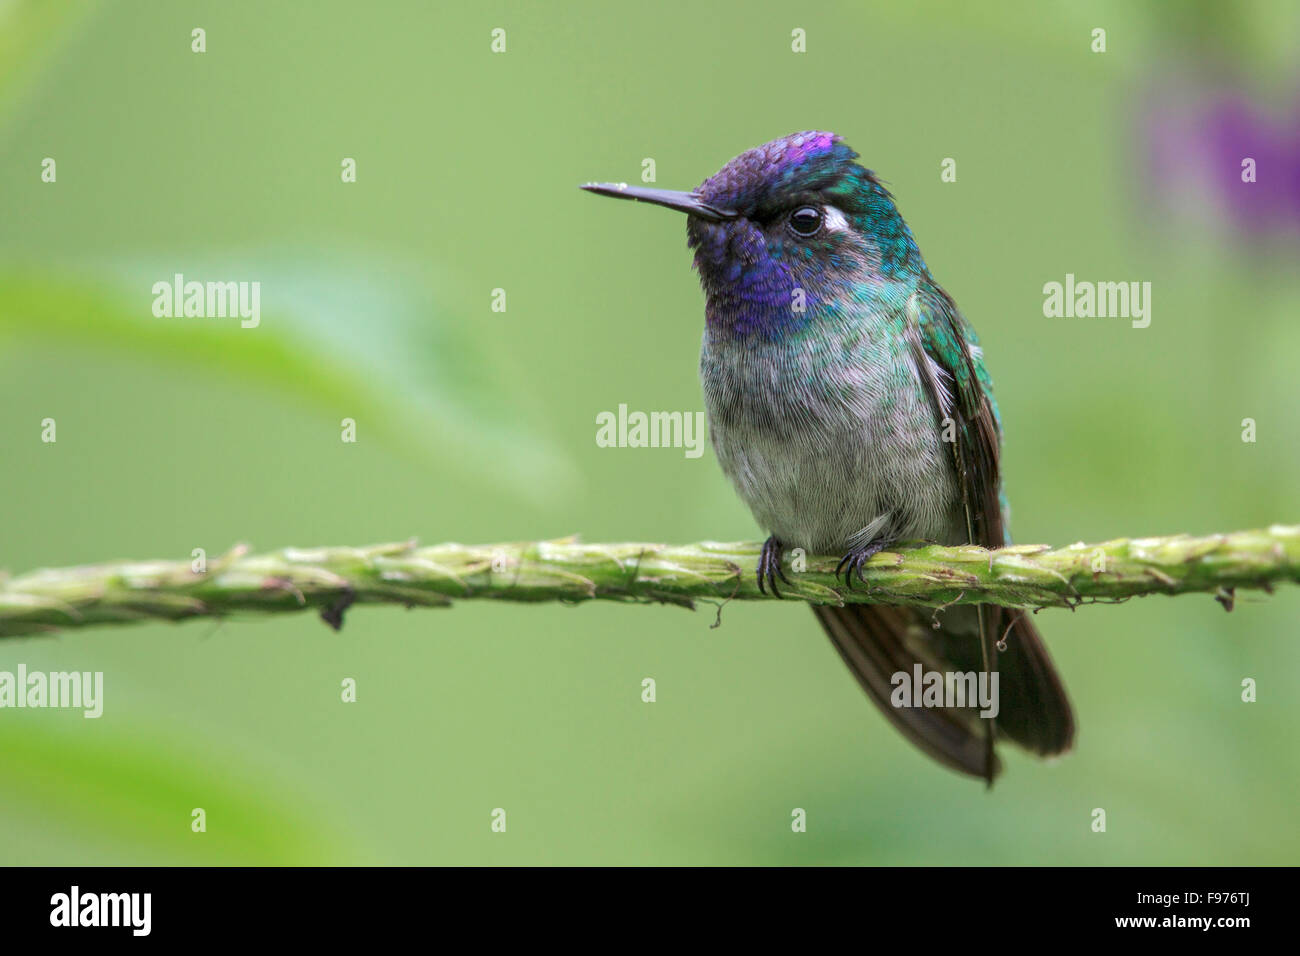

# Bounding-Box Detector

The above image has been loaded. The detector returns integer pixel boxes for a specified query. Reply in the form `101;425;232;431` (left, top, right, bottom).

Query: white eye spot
822;206;849;233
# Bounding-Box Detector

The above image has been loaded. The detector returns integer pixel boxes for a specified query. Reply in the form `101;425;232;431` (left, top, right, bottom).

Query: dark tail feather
814;604;998;781
813;603;1074;781
984;607;1075;755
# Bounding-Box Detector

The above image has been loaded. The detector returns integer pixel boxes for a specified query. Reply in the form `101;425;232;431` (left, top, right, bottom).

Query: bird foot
836;541;886;590
757;535;793;597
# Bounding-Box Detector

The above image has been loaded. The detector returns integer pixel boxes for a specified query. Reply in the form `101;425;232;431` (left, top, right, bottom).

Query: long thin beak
579;182;737;222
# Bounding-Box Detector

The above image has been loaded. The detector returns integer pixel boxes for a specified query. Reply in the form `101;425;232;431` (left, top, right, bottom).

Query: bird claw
835;542;885;590
757;536;793;598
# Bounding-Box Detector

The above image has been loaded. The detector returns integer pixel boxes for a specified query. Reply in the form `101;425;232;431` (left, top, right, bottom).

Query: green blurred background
1;0;1297;864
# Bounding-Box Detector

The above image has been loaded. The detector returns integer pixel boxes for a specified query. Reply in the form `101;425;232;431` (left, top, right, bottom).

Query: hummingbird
581;132;1074;782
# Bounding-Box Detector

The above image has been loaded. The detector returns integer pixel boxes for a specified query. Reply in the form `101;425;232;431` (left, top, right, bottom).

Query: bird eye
788;205;823;237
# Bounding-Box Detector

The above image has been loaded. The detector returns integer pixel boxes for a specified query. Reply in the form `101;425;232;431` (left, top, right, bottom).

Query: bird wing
813;283;1073;780
905;285;1005;546
904;283;1075;757
812;284;1073;781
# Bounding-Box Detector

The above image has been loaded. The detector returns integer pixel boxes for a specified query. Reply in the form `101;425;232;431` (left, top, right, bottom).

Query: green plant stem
1;525;1297;638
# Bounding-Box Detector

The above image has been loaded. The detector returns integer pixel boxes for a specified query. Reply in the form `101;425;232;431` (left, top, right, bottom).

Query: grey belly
702;338;967;554
710;422;961;553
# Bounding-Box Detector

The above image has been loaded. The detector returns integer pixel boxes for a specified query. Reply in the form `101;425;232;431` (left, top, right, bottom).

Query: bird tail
813;603;1074;782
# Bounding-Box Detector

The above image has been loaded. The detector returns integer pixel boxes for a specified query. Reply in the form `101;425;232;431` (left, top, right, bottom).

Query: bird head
581;131;922;339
